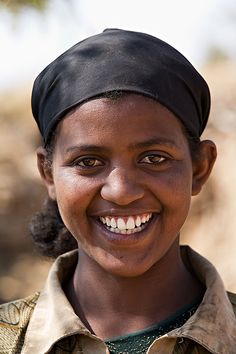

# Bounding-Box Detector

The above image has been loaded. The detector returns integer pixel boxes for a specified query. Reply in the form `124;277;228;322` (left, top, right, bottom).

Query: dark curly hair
29;91;201;259
29;198;77;258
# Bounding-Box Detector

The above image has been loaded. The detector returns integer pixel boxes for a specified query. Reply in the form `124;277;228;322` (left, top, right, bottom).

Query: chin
98;254;157;278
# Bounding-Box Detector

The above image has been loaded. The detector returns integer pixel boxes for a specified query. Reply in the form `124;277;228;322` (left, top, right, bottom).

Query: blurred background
0;0;236;303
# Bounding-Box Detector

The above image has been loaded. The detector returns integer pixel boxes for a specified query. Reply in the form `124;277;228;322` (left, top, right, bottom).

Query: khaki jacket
1;246;236;354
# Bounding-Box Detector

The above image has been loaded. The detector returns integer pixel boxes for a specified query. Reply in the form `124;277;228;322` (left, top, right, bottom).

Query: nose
100;168;144;205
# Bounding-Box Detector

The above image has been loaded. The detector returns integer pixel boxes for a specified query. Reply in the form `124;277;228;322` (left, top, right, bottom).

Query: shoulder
0;292;39;325
0;293;39;352
227;291;236;316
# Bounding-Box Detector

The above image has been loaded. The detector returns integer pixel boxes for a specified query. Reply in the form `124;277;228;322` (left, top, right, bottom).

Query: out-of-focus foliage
0;0;49;12
207;46;230;64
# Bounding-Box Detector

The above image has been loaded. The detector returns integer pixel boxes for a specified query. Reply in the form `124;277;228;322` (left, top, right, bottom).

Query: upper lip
90;209;161;217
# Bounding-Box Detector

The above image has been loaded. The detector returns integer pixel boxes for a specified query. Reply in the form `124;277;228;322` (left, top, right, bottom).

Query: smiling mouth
98;213;153;235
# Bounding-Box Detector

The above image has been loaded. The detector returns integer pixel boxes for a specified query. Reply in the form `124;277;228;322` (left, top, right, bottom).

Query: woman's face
42;94;203;277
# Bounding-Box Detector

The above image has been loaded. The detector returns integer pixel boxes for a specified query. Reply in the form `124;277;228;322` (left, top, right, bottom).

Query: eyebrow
128;137;178;150
65;137;178;154
65;145;110;154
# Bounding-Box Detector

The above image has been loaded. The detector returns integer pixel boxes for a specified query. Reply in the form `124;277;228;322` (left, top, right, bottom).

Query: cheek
53;171;97;225
155;163;193;221
158;162;192;196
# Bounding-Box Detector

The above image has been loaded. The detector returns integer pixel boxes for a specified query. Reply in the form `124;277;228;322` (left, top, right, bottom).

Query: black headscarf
31;28;210;145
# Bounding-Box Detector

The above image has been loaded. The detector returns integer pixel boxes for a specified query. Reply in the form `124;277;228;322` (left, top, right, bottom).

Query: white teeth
105;217;111;227
141;215;146;223
117;218;126;230
110;218;117;228
126;217;135;230
135;216;141;227
99;213;153;234
101;217;106;224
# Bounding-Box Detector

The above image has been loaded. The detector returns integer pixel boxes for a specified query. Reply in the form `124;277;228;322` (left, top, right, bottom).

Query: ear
37;146;56;200
192;140;217;196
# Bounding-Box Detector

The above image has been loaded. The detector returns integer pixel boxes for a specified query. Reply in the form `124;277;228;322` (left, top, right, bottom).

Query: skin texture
37;94;217;338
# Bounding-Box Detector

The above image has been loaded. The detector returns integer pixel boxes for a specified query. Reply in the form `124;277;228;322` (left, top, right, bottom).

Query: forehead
55;94;188;151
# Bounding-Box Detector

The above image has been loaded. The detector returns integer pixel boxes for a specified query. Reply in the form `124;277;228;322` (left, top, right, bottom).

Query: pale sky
0;0;235;91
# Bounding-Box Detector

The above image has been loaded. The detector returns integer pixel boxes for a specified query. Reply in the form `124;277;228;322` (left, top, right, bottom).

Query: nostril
100;168;144;205
100;184;144;205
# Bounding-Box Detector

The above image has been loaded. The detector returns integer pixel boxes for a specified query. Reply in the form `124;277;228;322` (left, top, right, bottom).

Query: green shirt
105;299;200;354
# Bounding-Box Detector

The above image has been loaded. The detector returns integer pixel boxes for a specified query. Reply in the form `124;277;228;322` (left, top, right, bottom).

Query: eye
73;157;104;168
140;154;166;164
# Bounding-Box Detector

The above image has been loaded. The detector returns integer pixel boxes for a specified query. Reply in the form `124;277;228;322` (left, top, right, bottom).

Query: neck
65;243;204;339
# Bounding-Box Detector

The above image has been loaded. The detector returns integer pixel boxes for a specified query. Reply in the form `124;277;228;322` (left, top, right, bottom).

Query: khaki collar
163;247;236;354
22;251;100;354
22;247;236;354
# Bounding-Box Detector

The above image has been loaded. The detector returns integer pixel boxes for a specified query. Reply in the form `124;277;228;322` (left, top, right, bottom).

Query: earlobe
37;146;56;200
192;140;217;196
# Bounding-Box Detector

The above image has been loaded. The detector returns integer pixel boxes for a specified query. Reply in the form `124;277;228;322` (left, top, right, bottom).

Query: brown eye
75;158;104;167
141;154;166;164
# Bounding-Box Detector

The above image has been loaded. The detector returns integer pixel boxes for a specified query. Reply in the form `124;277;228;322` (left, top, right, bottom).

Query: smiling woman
0;28;236;354
38;95;199;280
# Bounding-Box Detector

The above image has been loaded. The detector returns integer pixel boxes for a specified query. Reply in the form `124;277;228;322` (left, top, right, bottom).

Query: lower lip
94;214;159;245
